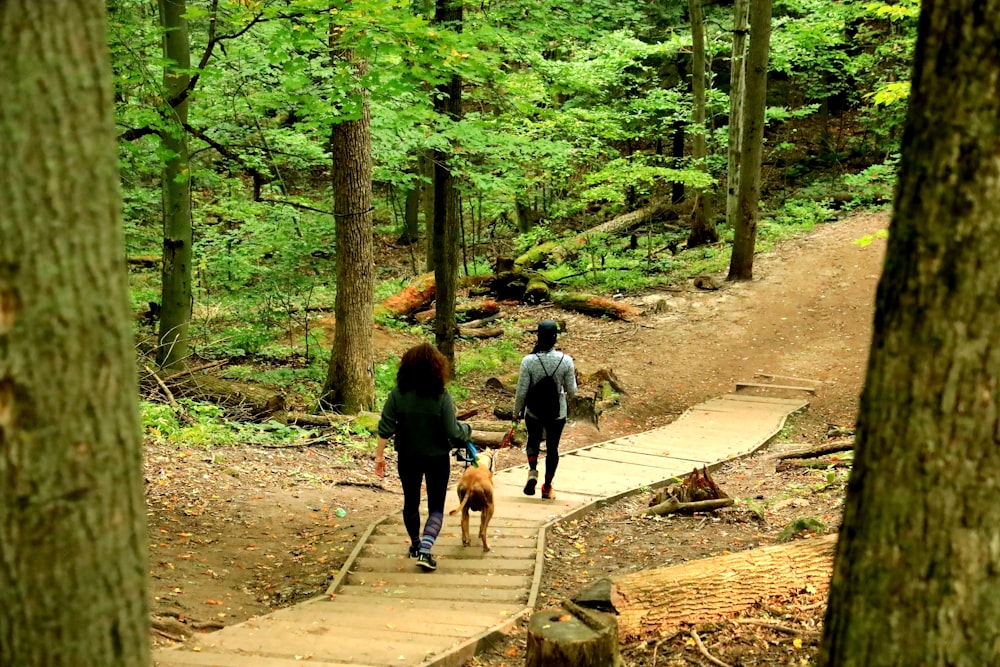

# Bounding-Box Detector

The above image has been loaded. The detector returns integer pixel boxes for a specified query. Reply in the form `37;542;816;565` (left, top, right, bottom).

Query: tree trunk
686;0;718;248
551;293;641;321
320;28;375;414
432;0;463;369
421;151;435;271
727;0;771;281
606;535;835;641
820;5;1000;666
726;0;750;229
0;3;150;664
156;0;193;370
401;164;421;244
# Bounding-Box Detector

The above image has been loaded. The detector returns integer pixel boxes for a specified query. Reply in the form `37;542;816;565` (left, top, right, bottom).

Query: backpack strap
533;352;563;381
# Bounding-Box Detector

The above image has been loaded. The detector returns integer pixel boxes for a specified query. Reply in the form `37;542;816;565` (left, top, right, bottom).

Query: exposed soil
146;211;889;664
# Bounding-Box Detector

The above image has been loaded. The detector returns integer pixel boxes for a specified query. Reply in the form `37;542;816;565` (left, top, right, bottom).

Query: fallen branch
691;629;732;667
641;497;734;517
776;457;852;472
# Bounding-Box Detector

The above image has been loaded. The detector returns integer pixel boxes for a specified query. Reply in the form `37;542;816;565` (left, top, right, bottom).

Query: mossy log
164;373;285;420
458;326;503;339
412;298;501;325
524;274;552;304
375;271;435;319
526;602;622;667
551;293;640;321
515;199;675;270
573;535;836;641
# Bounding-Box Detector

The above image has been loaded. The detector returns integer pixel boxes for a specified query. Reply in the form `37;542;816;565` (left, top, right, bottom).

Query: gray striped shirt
514;350;577;420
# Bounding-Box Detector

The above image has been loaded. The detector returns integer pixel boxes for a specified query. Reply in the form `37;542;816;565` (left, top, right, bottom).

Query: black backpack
525;354;563;421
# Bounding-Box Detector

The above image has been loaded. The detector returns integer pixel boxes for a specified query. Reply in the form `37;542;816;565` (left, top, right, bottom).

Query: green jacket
377;387;471;457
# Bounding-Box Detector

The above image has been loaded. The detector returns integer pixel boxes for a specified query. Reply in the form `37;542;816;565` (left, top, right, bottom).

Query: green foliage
841;157;899;209
778;516;827;541
455;338;523;377
141;400;315;449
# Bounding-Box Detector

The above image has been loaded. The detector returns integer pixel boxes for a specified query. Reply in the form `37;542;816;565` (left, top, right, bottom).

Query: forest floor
146;210;890;665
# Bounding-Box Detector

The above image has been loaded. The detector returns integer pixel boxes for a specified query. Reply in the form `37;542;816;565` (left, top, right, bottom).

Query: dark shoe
407;545;419;558
541;485;555;500
524;470;538;496
416;551;437;571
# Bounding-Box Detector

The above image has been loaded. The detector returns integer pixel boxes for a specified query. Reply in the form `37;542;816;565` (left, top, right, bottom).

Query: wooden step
734;382;817;394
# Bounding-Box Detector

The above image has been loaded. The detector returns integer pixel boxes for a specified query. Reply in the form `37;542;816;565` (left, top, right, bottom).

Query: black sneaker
416;551;437;571
407;545;419;558
524;471;538;496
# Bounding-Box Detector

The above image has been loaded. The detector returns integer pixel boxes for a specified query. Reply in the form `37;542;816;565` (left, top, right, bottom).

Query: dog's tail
448;492;470;516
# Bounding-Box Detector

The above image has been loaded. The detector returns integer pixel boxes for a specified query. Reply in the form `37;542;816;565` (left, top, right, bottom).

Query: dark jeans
525;415;566;483
397;452;450;544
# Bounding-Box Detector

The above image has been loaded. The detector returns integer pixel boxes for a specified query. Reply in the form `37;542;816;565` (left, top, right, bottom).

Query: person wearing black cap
513;320;577;499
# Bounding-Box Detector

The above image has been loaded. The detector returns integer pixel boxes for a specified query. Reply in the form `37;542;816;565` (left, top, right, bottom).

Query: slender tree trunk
0;3;149;665
421;151;436;271
432;0;463;368
320;20;375;414
820;5;1000;666
401;166;421;244
726;0;750;229
686;0;718;248
156;0;193;369
727;0;771;281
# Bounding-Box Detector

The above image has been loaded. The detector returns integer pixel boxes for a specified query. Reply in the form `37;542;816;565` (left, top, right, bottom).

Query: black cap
537;319;558;333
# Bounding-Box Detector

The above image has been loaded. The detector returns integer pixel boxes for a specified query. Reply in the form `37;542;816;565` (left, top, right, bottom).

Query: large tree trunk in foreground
320;35;375;414
156;0;193;369
598;535;835;641
820;5;1000;666
727;0;771;281
0;3;150;663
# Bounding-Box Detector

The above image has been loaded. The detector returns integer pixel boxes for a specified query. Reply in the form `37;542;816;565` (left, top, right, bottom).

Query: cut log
375;271;435;319
462;313;500;329
641;497;734;517
471;429;523;449
412;298;501;326
164;373;285;420
526;601;622;667
551;293;640;321
458;326;503;339
485;373;519;395
582;534;837;641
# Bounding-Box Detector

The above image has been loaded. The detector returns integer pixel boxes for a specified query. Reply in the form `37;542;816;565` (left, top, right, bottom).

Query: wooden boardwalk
154;393;807;667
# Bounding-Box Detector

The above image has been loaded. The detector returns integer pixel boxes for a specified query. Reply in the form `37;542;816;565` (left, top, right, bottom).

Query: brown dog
449;451;496;551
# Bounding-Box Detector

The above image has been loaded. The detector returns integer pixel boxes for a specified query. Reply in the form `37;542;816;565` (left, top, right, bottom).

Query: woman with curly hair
374;343;471;571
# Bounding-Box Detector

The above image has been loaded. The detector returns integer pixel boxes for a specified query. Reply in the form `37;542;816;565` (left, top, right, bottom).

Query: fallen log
458;326;503;339
515;200;676;270
165;373;285;420
573;534;837;641
524;274;552;304
413;298;501;325
471;429;524;448
485;374;519;395
375;271;435;319
777;440;854;460
551;293;640;321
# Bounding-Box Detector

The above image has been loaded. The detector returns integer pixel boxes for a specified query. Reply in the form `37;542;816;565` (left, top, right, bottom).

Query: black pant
397;452;450;544
525;415;565;483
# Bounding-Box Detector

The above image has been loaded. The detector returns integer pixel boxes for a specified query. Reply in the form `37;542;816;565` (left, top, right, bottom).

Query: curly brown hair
396;342;449;398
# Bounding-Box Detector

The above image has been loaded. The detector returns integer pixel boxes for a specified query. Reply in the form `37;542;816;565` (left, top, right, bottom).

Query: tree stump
526;603;622;667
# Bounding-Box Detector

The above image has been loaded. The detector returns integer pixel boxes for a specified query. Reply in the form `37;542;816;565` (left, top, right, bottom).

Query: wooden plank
360;544;538;560
367;531;539;549
154;651;368;667
348;556;535;574
345;571;531;589
321;595;520;618
195;625;451;665
570;447;696;471
333;583;526;603
735;381;816;394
